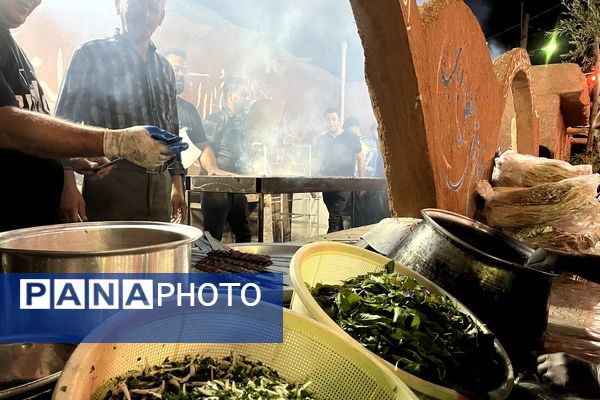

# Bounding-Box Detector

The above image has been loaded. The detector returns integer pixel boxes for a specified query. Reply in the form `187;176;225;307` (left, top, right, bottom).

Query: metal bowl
0;221;202;272
0;342;75;399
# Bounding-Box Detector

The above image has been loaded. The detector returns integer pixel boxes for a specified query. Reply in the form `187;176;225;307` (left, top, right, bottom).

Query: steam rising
19;0;378;177
488;39;509;61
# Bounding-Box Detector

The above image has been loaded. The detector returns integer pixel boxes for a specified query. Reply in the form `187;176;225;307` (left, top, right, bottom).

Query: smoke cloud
488;39;509;61
20;0;378;177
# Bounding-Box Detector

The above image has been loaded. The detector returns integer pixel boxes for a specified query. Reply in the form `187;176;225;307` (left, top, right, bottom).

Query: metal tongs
92;157;123;171
194;231;232;252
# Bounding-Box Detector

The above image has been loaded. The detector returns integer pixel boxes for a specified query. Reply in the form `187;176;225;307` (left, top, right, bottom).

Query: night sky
465;0;566;65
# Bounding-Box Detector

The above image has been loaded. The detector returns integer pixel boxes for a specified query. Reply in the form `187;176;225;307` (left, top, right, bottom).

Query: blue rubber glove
143;125;189;155
168;141;189;155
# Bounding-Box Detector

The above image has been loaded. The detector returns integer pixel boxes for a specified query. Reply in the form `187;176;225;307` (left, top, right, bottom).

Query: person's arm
202;112;235;176
170;174;186;223
166;78;187;223
55;46;105;223
356;151;366;177
352;134;365;177
0;106;104;157
60;169;87;223
185;104;230;175
184;100;210;149
0;46;102;157
60;157;111;223
199;144;233;176
202;112;226;153
179;100;229;175
0;106;183;168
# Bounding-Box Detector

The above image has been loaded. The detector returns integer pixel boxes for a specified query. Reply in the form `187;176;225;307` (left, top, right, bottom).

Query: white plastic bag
492;150;592;187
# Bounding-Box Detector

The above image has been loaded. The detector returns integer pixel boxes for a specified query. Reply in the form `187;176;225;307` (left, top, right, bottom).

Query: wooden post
340;41;348;122
585;37;600;162
520;13;529;49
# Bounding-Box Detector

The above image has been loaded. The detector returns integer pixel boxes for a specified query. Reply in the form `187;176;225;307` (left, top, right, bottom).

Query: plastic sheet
492;150;592;187
511;225;599;254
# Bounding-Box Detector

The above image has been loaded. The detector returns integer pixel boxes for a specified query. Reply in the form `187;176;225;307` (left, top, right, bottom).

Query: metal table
186;176;388;241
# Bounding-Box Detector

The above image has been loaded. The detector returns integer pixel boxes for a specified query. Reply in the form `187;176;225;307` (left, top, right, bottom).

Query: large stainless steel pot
394;209;558;368
0;221;202;398
0;221;202;272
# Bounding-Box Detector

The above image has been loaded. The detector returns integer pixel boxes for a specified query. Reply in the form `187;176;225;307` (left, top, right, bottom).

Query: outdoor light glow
545;42;557;54
544;36;559;64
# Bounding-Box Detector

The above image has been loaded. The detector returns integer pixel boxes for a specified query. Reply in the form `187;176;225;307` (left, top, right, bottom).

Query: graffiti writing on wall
438;43;486;213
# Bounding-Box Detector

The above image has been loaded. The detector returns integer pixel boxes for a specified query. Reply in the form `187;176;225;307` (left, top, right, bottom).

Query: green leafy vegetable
310;271;506;397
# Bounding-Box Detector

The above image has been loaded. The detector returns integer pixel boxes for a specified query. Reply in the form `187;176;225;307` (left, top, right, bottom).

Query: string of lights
485;3;563;41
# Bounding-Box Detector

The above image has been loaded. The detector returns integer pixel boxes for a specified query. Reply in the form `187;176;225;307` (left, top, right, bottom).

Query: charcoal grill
186;175;388;241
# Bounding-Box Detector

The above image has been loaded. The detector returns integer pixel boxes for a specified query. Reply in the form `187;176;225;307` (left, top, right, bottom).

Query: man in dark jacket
201;77;252;242
162;48;229;176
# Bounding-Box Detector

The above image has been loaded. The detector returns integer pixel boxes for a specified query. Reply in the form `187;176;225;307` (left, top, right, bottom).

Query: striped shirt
55;32;183;175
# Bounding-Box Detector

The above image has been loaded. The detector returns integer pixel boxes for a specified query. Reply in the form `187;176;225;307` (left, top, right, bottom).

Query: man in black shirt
162;48;229;176
0;0;184;231
202;77;252;242
315;108;364;232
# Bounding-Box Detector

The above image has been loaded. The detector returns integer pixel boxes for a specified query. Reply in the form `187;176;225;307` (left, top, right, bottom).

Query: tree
551;0;600;162
552;0;600;72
